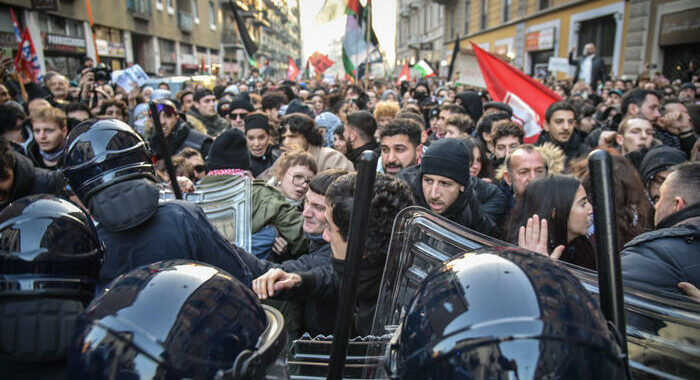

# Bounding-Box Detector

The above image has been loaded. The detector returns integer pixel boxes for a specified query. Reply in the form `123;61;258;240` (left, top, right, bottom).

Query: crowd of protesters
0;49;699;342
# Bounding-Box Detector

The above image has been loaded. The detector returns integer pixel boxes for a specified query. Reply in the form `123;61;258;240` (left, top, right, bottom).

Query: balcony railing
178;11;194;32
127;0;152;20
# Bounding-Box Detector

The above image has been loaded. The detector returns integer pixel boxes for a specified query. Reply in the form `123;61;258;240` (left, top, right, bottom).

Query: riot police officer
384;248;629;379
67;260;287;379
60;119;254;289
0;194;104;379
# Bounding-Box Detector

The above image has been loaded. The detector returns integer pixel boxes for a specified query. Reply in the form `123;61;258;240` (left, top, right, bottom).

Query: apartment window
539;0;551;10
192;0;199;23
209;1;216;29
167;0;174;14
480;0;487;30
464;1;470;34
155;0;163;11
449;9;455;39
503;0;511;22
423;8;427;33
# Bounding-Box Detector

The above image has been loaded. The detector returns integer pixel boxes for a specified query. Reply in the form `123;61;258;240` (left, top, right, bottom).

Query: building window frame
209;1;216;30
192;0;199;24
503;0;511;22
464;1;470;34
155;0;163;11
167;0;175;15
480;0;488;30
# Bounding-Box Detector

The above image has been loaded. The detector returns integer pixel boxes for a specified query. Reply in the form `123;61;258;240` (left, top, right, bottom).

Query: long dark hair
507;175;580;248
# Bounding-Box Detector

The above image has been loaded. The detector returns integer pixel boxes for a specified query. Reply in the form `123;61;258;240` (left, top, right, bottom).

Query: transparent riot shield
160;176;252;253
370;206;509;336
369;206;700;379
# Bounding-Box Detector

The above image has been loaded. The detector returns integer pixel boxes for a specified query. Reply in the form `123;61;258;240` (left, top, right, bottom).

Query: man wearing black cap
679;83;696;105
227;95;255;132
397;138;503;237
639;145;687;205
187;88;229;136
245;113;281;177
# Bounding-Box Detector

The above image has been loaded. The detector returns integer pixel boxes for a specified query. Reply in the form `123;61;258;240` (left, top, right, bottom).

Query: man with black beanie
397;138;504;237
205;128;252;174
245;113;281;177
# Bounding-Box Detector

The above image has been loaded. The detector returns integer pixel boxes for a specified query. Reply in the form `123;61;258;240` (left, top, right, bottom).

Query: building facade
436;0;699;82
0;0;300;79
396;0;445;76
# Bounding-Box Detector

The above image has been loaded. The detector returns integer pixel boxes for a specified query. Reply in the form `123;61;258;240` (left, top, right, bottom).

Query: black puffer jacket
397;165;504;237
621;202;700;296
3;153;65;209
536;130;591;162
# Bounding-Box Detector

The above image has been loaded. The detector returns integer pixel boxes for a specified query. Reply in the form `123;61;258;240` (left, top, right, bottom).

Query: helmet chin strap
88;178;159;232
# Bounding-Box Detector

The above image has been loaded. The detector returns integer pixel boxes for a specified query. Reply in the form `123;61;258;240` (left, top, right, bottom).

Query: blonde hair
373;100;400;120
31;106;66;129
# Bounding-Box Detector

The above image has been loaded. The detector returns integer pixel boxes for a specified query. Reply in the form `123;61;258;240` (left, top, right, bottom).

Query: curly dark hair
379;118;422;147
326;173;414;266
261;92;288;111
0;137;16;179
326;93;346;115
98;99;128;120
280;113;324;147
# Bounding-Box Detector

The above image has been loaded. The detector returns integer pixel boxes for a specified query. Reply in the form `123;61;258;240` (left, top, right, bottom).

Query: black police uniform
0;195;104;380
60;118;252;290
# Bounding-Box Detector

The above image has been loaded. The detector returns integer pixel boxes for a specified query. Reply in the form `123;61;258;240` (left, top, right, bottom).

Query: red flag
287;57;300;81
309;51;335;74
396;61;410;85
471;42;562;143
14;28;42;83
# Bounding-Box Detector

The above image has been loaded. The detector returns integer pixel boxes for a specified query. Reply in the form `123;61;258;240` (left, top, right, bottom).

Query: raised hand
518;214;565;260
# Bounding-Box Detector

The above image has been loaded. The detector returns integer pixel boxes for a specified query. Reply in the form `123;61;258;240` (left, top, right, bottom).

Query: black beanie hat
455;91;484;122
193;88;215;102
420;138;471;186
286;99;315;119
639;145;686;185
206;129;251;171
229;94;255;113
245;113;270;134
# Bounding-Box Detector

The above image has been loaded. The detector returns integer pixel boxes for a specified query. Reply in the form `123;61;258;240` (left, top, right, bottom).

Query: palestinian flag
413;59;435;78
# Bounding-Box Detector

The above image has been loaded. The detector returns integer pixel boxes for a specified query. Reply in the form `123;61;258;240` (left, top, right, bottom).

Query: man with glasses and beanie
246;112;281;178
225;94;256;132
148;99;213;159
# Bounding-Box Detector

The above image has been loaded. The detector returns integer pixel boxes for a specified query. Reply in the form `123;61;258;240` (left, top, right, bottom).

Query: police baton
588;149;627;352
327;151;378;380
149;101;183;200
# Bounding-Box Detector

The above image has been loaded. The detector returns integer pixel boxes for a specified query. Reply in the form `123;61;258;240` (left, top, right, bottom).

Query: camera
92;63;112;84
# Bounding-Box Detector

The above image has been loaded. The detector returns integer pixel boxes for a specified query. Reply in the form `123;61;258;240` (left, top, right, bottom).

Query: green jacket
201;175;308;259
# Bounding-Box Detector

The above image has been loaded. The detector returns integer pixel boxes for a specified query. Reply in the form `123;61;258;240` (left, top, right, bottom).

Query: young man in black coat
621;162;700;298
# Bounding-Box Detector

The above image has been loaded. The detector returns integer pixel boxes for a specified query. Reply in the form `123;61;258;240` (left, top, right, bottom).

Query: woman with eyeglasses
147;99;213;159
271;149;318;208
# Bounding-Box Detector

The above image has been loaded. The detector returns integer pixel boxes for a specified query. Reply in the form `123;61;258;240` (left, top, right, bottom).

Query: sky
299;0;397;71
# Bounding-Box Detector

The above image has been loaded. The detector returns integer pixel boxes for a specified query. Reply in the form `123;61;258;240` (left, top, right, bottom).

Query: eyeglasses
193;165;205;173
290;173;312;186
229;111;249;120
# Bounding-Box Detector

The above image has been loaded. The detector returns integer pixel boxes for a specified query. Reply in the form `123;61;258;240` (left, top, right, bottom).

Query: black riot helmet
385;248;628;379
0;194;104;301
61;118;155;203
0;194;104;363
67;260;288;379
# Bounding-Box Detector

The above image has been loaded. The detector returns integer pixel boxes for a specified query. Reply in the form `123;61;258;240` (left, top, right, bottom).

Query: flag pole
85;0;100;64
363;1;371;89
